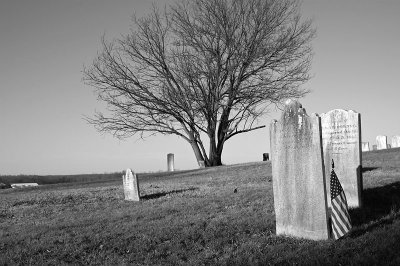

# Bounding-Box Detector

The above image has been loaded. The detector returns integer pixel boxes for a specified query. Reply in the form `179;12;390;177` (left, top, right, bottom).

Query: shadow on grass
361;167;380;173
141;187;199;200
349;181;400;237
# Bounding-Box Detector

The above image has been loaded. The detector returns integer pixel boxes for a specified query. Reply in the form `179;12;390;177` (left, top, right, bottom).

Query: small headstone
167;153;175;171
321;109;362;208
361;142;370;152
198;160;205;168
372;145;377;150
270;100;329;240
122;169;140;201
262;153;269;161
376;135;388;150
392;136;400;148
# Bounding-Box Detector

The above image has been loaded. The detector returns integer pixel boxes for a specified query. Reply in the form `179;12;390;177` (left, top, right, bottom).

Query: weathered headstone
361;142;370;152
372;145;377;151
376;135;388;150
167;153;175;171
392;136;400;148
122;168;140;201
270;100;329;240
321;109;362;208
198;160;205;168
262;153;269;161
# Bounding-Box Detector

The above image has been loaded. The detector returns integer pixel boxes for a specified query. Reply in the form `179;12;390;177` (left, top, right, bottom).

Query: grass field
1;149;400;265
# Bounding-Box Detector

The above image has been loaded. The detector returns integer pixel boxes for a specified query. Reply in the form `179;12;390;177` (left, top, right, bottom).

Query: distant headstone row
270;100;362;240
373;135;400;150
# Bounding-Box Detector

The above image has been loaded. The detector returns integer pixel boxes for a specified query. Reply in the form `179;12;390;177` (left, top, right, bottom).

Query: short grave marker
122;168;140;201
376;135;388;150
392;136;400;148
361;142;370;152
167;153;175;171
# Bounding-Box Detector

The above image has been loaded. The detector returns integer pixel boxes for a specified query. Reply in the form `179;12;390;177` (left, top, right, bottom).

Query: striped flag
330;160;352;239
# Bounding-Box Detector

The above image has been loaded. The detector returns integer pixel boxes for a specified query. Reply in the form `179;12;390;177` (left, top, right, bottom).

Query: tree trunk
189;140;206;167
208;136;223;166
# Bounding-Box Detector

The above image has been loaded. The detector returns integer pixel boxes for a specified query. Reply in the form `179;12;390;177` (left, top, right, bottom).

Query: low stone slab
270;100;329;240
361;142;370;152
123;169;140;201
376;135;388;150
10;183;38;188
392;136;400;148
321;109;362;208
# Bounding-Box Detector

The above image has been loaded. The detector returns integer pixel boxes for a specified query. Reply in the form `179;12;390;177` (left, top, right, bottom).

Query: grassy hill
1;150;400;265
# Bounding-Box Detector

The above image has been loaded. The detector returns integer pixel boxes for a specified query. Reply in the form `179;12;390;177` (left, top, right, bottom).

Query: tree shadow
141;187;199;200
348;181;400;237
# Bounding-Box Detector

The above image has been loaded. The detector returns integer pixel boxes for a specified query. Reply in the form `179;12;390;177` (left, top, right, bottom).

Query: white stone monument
122;168;140;201
167;153;175;171
270;100;329;240
376;135;388;150
321;109;362;208
391;136;400;148
361;142;370;152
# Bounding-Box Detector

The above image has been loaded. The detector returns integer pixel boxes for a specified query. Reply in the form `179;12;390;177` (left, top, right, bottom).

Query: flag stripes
331;191;351;239
330;161;352;240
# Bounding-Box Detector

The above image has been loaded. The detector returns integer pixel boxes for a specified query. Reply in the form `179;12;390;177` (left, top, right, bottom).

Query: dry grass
1;153;400;265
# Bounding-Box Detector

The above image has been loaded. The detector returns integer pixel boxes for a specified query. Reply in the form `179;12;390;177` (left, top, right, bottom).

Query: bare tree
83;0;315;167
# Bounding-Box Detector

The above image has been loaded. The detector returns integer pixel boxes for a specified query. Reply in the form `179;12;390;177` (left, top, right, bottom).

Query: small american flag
330;160;352;239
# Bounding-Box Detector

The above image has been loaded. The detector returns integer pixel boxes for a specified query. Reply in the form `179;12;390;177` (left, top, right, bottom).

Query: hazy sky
1;0;399;175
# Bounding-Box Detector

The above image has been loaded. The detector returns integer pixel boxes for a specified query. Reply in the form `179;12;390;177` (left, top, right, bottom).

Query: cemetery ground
1;149;400;265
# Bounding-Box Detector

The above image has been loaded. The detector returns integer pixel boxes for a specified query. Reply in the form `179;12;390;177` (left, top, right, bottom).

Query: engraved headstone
263;153;269;161
270;100;329;240
321;109;362;208
167;153;175;171
122;169;140;201
376;135;388;150
361;142;370;152
392;136;400;148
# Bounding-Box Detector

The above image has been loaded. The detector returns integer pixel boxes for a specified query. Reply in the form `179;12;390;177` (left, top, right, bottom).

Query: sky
1;0;399;175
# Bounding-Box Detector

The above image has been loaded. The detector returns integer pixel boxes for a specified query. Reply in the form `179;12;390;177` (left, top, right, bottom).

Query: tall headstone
167;153;175;171
262;153;269;161
376;135;388;150
270;100;329;240
361;142;370;152
321;109;362;208
122;169;140;201
392;136;400;148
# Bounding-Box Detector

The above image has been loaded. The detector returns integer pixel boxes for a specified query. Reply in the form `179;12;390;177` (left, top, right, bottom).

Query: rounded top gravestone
320;109;362;208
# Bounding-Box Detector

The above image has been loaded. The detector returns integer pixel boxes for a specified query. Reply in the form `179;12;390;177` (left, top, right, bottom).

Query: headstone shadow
141;187;198;200
361;167;380;173
348;181;400;237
